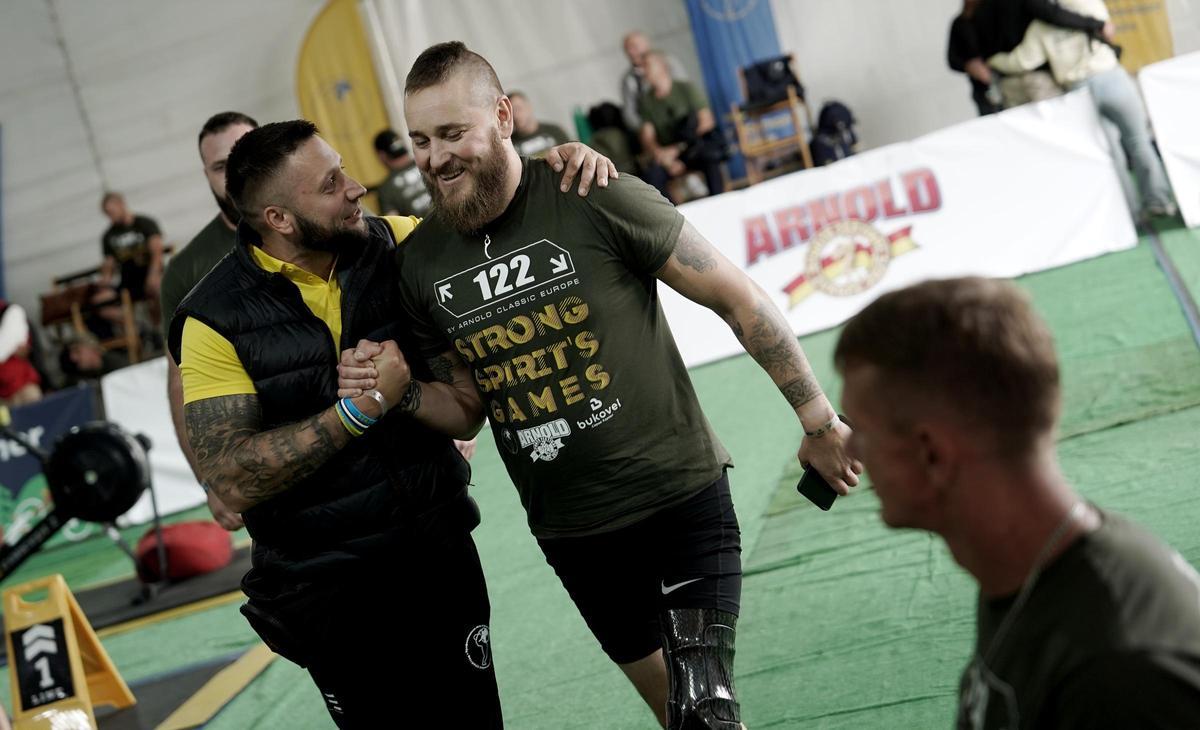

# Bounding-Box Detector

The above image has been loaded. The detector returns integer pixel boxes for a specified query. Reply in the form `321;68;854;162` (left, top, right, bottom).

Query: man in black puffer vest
170;119;614;728
168;120;496;728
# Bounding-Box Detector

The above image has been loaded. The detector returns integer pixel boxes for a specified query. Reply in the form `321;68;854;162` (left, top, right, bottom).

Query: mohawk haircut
404;41;504;103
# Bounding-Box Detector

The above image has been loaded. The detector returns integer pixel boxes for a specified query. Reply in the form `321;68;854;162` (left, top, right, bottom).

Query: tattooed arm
337;343;485;440
184;394;357;513
655;220;863;493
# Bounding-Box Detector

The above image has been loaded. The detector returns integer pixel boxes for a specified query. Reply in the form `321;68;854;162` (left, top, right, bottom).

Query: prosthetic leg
661;608;742;729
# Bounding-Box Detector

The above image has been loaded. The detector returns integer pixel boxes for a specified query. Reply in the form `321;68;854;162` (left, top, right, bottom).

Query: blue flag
684;0;784;181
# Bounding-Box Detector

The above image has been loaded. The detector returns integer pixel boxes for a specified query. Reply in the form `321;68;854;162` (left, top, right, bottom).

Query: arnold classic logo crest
740;168;938;308
465;624;492;670
782;221;918;307
516;419;570;462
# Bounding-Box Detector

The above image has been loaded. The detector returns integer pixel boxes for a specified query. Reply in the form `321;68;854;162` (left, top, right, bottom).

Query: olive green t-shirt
957;511;1200;729
159;213;236;343
376;161;431;218
397;159;731;537
512;122;569;158
638;80;710;146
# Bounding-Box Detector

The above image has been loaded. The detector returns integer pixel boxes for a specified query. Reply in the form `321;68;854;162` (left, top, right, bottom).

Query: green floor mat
3;227;1199;728
0;504;247;599
736;404;1200;729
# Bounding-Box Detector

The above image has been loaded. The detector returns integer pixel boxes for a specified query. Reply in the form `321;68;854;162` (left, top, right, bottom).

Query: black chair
731;54;814;184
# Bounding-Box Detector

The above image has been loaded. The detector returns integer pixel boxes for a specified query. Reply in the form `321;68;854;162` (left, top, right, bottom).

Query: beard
293;212;368;254
211;188;242;225
424;131;510;235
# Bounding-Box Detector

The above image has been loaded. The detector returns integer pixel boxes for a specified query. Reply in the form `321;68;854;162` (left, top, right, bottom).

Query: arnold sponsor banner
0;386;98;547
1140;51;1200;228
663;89;1138;368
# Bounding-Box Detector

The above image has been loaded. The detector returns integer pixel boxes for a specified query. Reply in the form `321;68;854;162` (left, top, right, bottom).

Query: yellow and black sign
4;574;133;729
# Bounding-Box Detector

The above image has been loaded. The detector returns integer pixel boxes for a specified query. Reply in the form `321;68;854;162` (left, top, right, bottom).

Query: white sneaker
1143;201;1178;218
685;174;709;199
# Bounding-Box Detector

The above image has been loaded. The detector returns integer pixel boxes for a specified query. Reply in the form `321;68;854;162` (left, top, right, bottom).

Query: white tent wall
0;0;322;318
771;0;1200;150
1170;0;1200;53
368;0;704;147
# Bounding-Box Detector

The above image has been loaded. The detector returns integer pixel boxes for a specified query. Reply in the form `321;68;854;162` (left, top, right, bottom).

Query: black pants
537;472;742;664
242;533;502;728
643;155;726;202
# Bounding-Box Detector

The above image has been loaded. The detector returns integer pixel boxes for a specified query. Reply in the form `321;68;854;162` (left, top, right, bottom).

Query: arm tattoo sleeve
731;299;823;411
672;224;718;273
185;394;349;509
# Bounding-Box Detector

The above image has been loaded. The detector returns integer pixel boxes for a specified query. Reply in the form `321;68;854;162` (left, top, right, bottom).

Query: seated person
0;302;41;406
95;191;165;324
637;52;727;202
508;91;570;157
620;30;689;132
58;332;128;387
373;129;431;217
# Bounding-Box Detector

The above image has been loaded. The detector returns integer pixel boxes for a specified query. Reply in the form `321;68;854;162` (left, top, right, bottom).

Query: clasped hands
337;339;409;418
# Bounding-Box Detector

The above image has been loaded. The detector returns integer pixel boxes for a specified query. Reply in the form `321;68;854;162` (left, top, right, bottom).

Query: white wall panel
0;0;322;316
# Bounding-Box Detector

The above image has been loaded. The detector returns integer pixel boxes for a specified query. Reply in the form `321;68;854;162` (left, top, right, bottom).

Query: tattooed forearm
427;355;456;384
672;223;718;273
397;380;423;415
780;374;823;411
185;394;350;511
728;297;824;411
738;300;802;374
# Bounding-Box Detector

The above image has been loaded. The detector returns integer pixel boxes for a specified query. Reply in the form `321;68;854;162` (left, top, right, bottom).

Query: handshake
337;339;415;418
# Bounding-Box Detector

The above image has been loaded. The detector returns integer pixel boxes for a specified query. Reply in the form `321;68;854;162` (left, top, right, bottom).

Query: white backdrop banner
666;89;1138;368
101;357;206;525
1140;51;1200;228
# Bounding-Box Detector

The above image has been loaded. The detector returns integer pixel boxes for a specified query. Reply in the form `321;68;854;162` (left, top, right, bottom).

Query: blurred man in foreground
836;277;1200;729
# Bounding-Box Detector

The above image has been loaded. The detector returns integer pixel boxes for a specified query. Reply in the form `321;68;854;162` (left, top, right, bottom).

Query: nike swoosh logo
661;577;704;595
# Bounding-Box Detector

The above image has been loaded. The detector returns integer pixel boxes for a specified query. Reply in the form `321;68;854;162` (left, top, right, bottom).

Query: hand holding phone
795;415;853;511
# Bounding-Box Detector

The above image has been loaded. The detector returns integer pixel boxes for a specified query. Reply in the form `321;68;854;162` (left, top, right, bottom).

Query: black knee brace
661;608;742;729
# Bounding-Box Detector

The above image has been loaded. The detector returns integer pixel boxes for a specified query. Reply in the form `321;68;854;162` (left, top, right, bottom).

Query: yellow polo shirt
179;216;419;405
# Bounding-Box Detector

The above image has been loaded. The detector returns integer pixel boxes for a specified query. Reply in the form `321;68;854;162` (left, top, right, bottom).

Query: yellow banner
296;0;391;206
1104;0;1174;73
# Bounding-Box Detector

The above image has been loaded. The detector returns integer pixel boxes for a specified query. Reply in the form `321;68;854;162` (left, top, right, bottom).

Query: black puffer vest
168;218;471;588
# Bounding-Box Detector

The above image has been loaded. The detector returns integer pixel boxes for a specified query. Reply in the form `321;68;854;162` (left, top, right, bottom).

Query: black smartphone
795;416;851;511
797;468;839;511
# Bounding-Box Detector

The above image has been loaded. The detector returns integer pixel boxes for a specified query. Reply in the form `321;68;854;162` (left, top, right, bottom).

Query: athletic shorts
537;471;742;664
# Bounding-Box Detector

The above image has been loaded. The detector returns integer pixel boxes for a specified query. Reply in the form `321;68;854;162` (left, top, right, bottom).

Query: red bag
135;521;233;582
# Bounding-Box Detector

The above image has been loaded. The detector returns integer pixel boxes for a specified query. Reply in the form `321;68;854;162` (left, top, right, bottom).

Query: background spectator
0;302;42;406
620;30;689;133
948;0;1003;115
372;129;430;217
988;0;1176;219
638;52;726;201
971;0;1114;108
58;332;127;388
96;192;165;326
508;91;570;157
